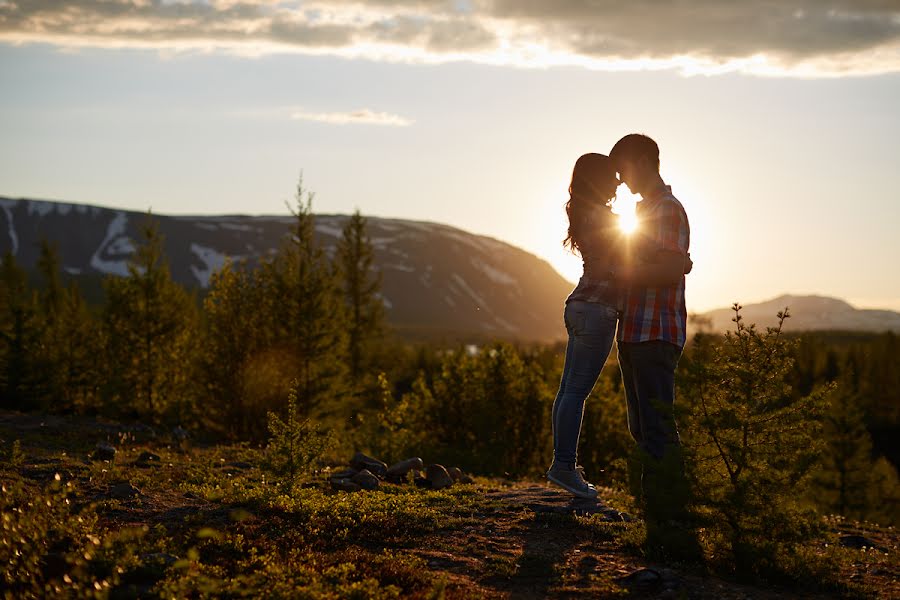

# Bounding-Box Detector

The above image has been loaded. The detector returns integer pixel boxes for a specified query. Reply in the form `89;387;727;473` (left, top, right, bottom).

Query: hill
0;197;573;343
693;294;900;334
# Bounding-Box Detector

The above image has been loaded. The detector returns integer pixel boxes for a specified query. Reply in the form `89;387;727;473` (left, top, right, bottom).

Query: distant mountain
0;197;573;342
693;294;900;334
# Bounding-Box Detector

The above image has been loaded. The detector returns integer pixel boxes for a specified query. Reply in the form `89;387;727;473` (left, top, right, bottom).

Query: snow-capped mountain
0;197;573;342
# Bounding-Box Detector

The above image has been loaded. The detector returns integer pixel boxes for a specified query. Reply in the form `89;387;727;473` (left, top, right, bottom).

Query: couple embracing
548;134;692;513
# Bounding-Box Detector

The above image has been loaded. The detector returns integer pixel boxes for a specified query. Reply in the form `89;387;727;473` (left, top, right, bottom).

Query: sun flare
612;184;640;235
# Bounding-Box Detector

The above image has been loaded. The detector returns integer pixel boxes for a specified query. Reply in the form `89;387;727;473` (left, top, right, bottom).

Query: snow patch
27;200;55;217
0;201;18;255
64;267;82;275
378;294;393;309
451;274;489;309
107;236;136;255
90;212;131;277
370;236;397;247
471;257;516;286
384;263;415;272
190;243;228;288
220;222;258;232
195;223;219;231
315;223;343;238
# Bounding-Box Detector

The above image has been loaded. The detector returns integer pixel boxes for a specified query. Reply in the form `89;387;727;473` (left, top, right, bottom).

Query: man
609;134;693;534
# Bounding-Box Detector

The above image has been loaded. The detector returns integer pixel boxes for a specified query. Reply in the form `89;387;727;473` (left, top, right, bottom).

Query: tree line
1;181;898;545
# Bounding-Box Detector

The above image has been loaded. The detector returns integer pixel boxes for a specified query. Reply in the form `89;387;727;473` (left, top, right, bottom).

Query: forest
1;183;898;597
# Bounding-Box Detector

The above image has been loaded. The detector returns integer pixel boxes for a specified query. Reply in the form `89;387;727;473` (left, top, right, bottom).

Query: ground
1;411;897;599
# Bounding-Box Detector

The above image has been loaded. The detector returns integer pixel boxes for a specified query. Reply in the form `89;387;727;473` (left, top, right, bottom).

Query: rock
425;464;454;490
459;475;475;484
447;467;463;481
413;476;430;488
133;451;161;468
223;461;252;470
92;442;117;462
329;467;359;480
351;469;380;490
839;534;885;551
331;478;361;493
617;567;662;588
386;457;424;478
349;452;388;478
109;482;141;499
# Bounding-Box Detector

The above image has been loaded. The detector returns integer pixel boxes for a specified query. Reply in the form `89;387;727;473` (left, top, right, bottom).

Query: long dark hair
563;153;618;255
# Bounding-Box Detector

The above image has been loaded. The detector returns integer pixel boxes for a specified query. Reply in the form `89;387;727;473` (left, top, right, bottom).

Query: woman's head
564;153;619;255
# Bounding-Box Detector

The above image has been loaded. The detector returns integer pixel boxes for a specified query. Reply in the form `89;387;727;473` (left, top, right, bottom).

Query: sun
612;184;640;234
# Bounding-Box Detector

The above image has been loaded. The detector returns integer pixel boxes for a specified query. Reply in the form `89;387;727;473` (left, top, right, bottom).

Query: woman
547;153;625;499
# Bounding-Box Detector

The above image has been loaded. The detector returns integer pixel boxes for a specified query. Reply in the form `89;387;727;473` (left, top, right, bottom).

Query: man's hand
616;250;687;287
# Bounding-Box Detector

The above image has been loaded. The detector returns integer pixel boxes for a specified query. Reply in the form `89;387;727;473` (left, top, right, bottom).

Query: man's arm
614;249;689;287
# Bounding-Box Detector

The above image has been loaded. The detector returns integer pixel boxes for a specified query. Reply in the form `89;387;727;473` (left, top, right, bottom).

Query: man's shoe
547;463;598;499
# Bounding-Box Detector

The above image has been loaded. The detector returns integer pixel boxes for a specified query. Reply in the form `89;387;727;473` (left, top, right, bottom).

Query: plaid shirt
617;185;690;347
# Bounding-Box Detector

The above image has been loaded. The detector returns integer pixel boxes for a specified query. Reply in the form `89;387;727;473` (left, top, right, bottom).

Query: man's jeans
551;300;617;466
617;339;683;461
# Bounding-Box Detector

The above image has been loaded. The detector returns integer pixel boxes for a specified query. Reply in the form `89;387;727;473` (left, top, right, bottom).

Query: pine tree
202;258;269;438
0;252;39;410
815;382;900;525
269;177;347;418
680;305;830;577
337;209;384;386
102;216;198;423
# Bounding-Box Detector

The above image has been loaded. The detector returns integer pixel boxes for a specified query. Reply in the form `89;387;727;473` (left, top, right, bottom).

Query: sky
1;1;899;313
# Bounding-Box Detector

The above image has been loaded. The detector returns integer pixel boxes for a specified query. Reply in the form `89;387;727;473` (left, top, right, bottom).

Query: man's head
609;134;660;196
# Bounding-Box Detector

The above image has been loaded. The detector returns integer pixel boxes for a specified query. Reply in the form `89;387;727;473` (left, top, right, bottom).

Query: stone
223;461;252;470
133;451;161;468
839;534;884;551
447;467;463;481
617;567;662;588
331;478;361;492
459;475;475;484
109;482;141;499
329;467;359;480
425;464;454;490
349;452;388;478
351;469;380;490
386;457;424;478
92;442;117;462
413;476;430;488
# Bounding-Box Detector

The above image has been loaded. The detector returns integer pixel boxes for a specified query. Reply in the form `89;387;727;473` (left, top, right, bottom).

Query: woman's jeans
551;300;617;466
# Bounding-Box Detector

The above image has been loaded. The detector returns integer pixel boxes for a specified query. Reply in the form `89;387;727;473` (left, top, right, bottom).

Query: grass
1;412;898;599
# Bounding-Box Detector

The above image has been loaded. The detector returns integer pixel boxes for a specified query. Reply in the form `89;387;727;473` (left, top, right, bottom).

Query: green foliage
364;372;433;465
269;177;348;419
102;217;199;424
338;209;385;385
399;342;554;476
201;258;272;438
813;384;900;525
0;252;40;410
680;305;830;578
265;383;332;488
0;475;140;599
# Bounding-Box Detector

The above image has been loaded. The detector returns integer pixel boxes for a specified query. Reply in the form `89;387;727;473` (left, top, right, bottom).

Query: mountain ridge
0;196;573;342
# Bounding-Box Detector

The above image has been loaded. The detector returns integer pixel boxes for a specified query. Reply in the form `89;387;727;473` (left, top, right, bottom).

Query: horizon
3;193;898;316
2;2;899;314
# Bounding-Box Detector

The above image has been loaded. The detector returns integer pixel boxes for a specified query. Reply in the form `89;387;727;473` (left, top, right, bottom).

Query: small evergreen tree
102;216;198;423
337;209;385;386
680;305;830;578
265;382;331;489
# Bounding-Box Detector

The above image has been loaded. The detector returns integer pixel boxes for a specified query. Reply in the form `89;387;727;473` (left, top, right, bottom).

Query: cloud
291;108;413;126
1;0;899;76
